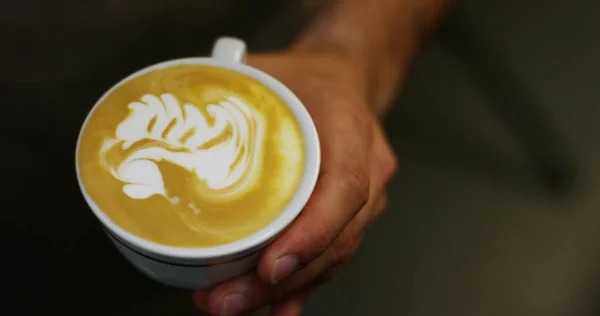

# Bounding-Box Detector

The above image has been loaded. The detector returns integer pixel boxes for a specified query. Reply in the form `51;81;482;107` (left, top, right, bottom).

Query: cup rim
75;57;320;260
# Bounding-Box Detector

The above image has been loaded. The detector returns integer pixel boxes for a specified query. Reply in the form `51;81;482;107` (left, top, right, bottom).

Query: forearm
292;0;453;116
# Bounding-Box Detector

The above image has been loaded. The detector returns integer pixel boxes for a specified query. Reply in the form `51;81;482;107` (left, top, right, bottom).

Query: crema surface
78;65;305;247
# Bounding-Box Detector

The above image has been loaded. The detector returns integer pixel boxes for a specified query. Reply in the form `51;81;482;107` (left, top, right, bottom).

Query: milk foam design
99;93;265;202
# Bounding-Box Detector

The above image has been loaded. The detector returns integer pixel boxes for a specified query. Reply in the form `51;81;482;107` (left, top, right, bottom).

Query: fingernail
271;254;299;284
221;293;248;316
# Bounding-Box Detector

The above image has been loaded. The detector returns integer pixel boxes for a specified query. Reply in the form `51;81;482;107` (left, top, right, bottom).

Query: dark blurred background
304;1;600;316
3;0;600;315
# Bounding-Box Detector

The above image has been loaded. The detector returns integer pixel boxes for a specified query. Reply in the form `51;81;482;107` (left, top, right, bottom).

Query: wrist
289;29;404;117
288;0;420;115
287;37;372;99
287;0;454;117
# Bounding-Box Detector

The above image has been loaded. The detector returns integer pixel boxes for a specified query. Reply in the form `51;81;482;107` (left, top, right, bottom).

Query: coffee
78;64;305;247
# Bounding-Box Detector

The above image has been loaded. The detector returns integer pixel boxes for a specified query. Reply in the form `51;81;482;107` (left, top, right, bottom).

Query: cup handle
211;37;247;64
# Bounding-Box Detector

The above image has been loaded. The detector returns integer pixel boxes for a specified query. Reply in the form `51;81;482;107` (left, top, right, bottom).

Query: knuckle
295;215;346;263
305;220;337;253
339;166;370;209
381;148;399;183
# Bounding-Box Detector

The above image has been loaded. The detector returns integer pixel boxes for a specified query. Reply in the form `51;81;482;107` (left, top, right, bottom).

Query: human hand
194;51;398;315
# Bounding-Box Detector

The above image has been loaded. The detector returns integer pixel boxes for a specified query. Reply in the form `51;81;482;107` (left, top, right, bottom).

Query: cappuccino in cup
76;37;320;289
78;64;305;247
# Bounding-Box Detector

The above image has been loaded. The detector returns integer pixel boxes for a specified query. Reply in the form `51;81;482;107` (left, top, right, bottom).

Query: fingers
194;171;392;315
196;245;347;315
348;124;397;234
257;102;374;285
194;276;315;316
258;119;396;287
198;193;387;315
258;168;368;284
277;193;385;293
193;117;397;314
198;272;277;315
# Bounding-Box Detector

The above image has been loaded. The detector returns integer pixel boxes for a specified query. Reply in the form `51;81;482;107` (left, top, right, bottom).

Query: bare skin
195;0;453;314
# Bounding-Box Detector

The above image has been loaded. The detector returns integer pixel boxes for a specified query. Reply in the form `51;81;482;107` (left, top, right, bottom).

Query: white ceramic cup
75;37;321;289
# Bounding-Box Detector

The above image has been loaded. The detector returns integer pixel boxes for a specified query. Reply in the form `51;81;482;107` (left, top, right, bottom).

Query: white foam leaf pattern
119;159;166;199
123;184;161;200
100;92;265;202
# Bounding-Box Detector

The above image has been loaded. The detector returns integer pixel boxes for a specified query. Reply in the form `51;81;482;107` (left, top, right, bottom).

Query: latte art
78;64;305;247
100;93;265;204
